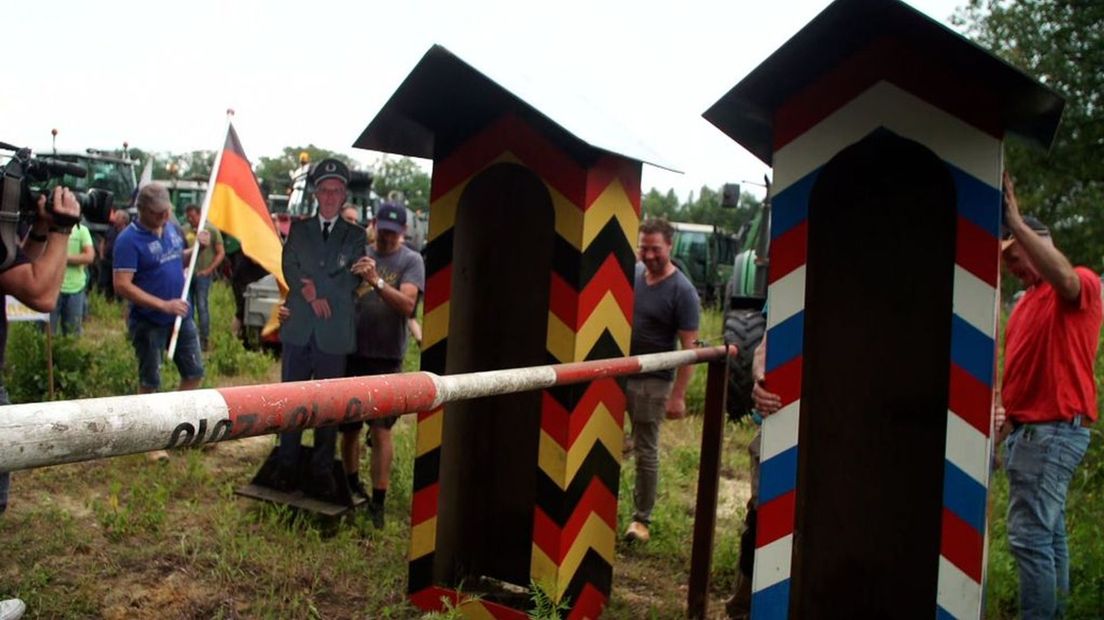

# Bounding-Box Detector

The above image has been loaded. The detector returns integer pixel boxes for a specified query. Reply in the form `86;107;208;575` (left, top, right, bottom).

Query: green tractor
669;222;739;307
722;178;770;422
45;148;138;232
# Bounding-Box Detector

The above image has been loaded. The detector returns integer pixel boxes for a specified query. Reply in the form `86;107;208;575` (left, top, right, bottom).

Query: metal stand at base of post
236;445;367;517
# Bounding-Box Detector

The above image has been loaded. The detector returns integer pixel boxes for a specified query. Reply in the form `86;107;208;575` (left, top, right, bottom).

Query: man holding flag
113;183;204;461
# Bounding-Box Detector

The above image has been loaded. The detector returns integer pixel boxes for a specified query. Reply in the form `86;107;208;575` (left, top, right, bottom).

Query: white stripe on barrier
433;366;557;406
636;348;718;375
0;389;231;471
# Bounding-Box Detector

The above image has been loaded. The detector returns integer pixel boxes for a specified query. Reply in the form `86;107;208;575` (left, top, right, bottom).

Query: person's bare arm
203;239;225;275
1003;172;1080;301
351;256;419;317
69;240;95;266
0;188;80;311
665;329;698;419
378;281;418;317
751;337;782;415
114;271;188;316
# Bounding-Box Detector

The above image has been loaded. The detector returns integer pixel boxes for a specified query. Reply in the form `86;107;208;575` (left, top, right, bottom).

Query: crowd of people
0;161;428;616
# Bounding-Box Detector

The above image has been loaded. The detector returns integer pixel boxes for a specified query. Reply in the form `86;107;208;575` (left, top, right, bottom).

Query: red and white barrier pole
0;346;729;472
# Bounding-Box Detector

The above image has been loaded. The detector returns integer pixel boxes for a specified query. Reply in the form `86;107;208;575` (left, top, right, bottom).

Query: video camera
0;142;113;228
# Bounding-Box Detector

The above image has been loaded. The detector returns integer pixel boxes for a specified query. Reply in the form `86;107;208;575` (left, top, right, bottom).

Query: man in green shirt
48;221;94;336
183;204;224;351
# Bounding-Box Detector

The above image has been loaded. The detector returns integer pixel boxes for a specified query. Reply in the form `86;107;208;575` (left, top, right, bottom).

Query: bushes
3;324;137;402
2;281;275;404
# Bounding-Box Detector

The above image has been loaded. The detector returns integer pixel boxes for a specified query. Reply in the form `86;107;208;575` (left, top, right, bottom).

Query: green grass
20;295;1100;618
0;294;752;618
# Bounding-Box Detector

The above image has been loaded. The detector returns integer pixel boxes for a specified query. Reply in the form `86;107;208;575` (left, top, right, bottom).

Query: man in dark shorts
345;202;424;527
624;218;700;543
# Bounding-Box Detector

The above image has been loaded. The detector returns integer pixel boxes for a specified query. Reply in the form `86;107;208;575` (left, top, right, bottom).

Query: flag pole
167;108;234;359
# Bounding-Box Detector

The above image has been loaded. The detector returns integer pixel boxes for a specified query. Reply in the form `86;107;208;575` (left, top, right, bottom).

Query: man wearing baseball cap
346;201;424;526
998;171;1101;618
274;158;366;501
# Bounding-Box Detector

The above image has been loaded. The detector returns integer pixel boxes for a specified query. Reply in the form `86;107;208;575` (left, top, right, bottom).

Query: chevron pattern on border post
410;116;643;619
533;158;640;618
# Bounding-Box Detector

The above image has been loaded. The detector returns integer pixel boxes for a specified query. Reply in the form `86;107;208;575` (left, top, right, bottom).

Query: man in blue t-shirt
113;183;204;461
624;218;701;544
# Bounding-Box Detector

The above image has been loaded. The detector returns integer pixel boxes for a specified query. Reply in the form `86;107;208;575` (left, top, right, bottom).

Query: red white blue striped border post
751;80;1001;620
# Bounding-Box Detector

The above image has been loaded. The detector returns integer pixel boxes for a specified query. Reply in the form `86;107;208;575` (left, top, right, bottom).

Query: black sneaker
368;502;385;529
348;478;370;501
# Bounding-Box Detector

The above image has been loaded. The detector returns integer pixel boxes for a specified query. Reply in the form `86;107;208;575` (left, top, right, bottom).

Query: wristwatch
375;277;385;290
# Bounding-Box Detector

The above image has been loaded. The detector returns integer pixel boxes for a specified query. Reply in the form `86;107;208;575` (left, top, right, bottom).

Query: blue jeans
128;315;205;390
190;275;212;343
0;386;10;514
1005;419;1091;619
49;290;85;336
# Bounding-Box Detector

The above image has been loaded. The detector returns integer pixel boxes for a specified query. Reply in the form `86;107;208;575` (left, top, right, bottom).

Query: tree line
117;146;433;214
954;0;1103;270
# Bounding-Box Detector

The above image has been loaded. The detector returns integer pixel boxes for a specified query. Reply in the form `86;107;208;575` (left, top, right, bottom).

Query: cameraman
0;186;79;619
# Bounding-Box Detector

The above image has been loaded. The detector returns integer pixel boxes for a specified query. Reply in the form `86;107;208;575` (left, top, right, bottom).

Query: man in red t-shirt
997;171;1101;619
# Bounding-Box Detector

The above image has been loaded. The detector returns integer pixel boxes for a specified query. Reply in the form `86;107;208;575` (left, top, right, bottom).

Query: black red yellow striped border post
413;112;642;618
352;44;675;618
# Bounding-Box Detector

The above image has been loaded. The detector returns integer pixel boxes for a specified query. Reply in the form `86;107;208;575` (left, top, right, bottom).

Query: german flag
207;124;286;291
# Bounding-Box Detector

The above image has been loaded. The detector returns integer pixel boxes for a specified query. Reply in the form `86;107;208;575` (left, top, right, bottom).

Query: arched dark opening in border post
793;130;955;617
435;162;556;590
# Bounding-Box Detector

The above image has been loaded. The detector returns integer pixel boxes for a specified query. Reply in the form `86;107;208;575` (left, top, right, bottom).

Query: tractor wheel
723;308;767;422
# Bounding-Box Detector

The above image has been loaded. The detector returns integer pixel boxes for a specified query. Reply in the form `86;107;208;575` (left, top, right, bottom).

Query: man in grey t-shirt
624;218;700;544
345;203;425;527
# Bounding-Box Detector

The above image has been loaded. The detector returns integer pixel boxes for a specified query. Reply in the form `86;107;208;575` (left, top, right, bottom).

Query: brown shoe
146;450;170;463
624;521;650;543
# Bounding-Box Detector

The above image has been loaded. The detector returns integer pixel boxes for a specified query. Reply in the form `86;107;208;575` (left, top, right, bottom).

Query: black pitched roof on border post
702;0;1065;165
353;44;676;172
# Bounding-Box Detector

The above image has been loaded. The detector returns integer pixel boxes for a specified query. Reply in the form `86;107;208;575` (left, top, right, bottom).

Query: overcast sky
4;0;964;201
